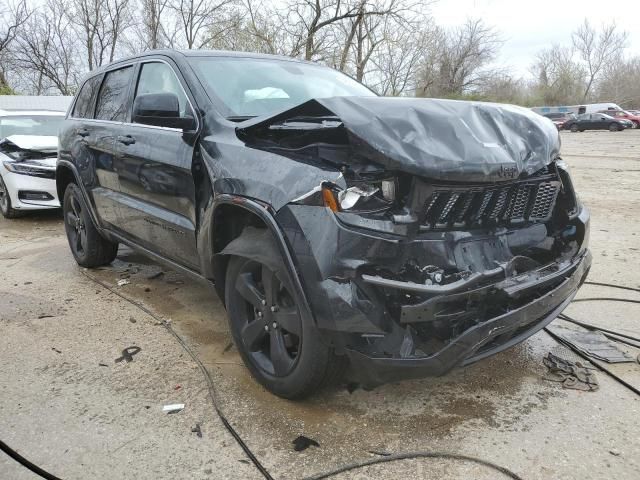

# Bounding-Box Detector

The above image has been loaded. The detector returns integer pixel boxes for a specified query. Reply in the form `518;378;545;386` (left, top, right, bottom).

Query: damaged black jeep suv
58;50;591;398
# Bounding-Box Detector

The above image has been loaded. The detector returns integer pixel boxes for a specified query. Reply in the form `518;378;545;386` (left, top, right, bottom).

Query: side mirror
132;93;196;130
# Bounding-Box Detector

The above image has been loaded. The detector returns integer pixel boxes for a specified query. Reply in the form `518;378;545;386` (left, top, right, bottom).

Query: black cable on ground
584;281;640;294
571;297;640;305
559;314;640;346
79;271;276;480
303;451;524;480
0;440;62;480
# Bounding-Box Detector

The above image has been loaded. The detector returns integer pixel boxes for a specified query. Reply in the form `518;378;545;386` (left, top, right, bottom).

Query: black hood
237;96;560;183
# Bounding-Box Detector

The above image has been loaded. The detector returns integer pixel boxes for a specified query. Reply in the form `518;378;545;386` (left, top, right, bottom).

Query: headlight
3;161;56;179
323;178;396;213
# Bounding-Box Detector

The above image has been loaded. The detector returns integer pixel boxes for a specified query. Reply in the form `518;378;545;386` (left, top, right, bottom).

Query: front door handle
117;135;136;145
77;128;90;137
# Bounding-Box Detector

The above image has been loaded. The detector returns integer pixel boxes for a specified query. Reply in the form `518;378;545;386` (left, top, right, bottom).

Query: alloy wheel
0;176;7;212
233;260;302;377
65;193;87;257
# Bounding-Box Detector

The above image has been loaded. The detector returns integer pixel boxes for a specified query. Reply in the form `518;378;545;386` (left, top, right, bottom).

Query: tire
225;250;343;399
609;123;621;132
570;124;579;132
63;183;118;268
0;174;25;219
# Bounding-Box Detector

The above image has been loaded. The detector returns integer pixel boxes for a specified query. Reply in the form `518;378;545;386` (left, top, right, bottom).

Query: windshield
0;115;64;138
189;57;376;118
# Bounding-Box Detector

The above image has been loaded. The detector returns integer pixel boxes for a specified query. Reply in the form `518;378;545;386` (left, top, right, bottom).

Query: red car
598;109;640;127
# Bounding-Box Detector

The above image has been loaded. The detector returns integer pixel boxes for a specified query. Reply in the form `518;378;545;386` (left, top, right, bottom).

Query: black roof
90;49;314;75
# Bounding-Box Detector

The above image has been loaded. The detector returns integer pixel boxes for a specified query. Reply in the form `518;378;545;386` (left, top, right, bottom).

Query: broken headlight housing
324;178;397;213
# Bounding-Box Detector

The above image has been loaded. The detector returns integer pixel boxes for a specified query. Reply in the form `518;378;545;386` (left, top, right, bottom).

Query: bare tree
530;44;585;105
11;0;80;94
415;18;501;98
368;18;436;95
142;0;170;49
168;0;237;49
67;0;132;70
573;19;628;101
0;0;30;91
0;0;29;54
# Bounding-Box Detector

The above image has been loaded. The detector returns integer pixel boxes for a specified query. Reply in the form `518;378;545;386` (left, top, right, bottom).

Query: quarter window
72;76;101;119
95;66;134;122
134;62;191;119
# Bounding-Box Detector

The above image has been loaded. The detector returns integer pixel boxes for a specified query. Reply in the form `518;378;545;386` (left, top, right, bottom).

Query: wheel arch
56;162;77;202
208;195;315;327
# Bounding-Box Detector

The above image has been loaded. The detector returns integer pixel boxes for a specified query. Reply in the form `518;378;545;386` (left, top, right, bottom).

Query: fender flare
211;194;316;328
56;160;105;234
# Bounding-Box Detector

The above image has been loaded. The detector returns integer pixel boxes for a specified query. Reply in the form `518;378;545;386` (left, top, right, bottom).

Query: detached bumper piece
347;250;591;387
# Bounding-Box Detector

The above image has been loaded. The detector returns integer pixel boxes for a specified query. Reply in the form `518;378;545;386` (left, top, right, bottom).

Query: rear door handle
77;128;90;137
117;135;136;145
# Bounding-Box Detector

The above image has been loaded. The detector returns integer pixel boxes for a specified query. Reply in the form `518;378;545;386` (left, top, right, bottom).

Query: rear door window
72;76;101;119
95;66;134;122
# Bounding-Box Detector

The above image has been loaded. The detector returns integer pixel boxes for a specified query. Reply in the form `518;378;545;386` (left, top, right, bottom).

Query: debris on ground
292;435;320;451
146;270;164;280
114;346;141;363
129;317;136;323
51;347;62;354
191;423;202;438
548;324;634;363
98;363;108;367
117;279;130;287
543;352;599;392
174;385;182;390
38;314;54;319
163;403;185;414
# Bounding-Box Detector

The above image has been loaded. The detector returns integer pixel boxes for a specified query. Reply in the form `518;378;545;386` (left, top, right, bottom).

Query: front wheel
225;251;343;399
570;124;579;132
0;174;24;219
609;123;621;132
63;183;118;267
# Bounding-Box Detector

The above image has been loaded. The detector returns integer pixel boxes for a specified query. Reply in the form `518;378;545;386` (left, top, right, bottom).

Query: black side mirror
132;93;196;130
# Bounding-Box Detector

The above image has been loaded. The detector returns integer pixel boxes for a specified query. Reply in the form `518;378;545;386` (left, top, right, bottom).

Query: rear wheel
0;174;24;219
63;183;118;267
225;249;343;399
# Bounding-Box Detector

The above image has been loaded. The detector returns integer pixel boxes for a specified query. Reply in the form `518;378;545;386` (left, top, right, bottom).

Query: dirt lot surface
1;130;639;480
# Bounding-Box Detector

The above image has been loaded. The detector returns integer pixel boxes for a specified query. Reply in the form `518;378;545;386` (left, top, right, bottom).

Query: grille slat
421;177;561;230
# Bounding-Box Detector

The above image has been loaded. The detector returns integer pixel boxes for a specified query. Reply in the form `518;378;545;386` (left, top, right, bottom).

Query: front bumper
346;249;590;386
1;171;60;210
277;201;590;387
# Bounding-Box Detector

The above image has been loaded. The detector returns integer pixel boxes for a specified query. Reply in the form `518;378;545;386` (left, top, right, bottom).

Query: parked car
0;110;65;218
597;109;640;127
542;112;576;130
57;50;591;398
563;113;630;132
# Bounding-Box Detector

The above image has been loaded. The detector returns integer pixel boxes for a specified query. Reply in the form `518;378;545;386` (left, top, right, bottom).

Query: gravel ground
1;129;639;480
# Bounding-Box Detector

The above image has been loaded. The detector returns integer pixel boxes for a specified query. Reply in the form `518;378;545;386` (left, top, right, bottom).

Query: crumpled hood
0;135;58;153
238;96;560;183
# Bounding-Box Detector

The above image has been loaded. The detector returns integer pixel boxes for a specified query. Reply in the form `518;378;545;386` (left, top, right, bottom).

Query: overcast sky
430;0;640;79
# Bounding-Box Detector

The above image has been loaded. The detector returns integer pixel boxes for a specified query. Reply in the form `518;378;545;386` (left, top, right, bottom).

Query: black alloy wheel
65;189;88;258
232;259;302;377
63;183;118;267
225;247;344;399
